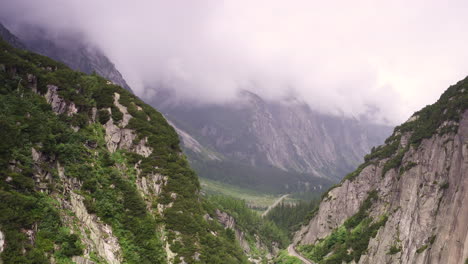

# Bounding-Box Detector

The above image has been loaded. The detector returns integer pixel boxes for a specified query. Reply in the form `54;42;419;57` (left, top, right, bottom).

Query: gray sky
2;0;468;124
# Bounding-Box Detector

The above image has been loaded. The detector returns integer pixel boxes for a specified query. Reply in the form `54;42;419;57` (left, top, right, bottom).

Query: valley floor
200;177;297;213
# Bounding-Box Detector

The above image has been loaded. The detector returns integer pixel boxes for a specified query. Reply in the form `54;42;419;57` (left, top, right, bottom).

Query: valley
200;177;294;213
0;9;467;264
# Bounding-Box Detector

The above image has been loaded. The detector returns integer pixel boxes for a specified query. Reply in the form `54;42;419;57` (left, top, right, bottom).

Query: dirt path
287;244;314;264
261;194;289;217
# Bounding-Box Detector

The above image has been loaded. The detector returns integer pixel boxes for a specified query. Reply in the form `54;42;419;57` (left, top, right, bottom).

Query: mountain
150;89;392;193
0;21;391;194
292;77;468;263
0;23;25;50
0;22;132;92
0;36;257;263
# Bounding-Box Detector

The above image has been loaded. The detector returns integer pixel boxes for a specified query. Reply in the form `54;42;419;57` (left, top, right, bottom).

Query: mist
1;0;468;124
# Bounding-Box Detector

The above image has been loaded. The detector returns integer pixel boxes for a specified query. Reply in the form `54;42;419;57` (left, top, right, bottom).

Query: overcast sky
1;0;468;124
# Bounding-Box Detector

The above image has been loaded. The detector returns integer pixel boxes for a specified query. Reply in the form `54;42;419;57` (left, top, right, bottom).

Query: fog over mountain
2;0;468;124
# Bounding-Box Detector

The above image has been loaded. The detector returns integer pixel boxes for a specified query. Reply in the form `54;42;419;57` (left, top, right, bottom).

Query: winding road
261;194;289;217
287;244;314;264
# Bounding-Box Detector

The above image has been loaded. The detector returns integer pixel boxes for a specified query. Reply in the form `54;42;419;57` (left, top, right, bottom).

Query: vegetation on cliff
297;191;388;264
297;75;468;264
265;198;320;237
0;37;248;263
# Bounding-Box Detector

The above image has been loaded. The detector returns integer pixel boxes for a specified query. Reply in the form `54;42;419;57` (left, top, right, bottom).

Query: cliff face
0;37;248;263
294;78;468;264
0;22;132;92
151;90;391;192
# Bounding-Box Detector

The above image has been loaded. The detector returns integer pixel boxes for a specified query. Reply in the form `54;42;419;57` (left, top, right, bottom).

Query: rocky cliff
150;89;391;193
0;37;248;263
293;77;468;264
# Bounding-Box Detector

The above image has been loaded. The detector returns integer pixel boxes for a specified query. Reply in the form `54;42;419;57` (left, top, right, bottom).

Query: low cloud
2;0;468;124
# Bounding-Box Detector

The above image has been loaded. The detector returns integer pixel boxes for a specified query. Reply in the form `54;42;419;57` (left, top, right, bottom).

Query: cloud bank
1;0;468;124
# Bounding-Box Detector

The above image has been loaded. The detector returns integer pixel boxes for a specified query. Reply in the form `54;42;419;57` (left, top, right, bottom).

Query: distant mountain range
149;89;392;193
1;21;392;194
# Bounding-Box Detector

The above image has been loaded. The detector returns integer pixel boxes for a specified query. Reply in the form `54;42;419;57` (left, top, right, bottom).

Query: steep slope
0;22;132;92
293;77;468;264
208;196;290;263
0;38;249;263
150;90;391;193
0;23;25;50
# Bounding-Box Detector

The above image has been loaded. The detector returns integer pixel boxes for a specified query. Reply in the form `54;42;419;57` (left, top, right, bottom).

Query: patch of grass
387;244;401;255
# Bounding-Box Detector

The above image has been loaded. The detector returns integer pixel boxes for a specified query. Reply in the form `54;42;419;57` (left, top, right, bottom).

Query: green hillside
0;37;248;264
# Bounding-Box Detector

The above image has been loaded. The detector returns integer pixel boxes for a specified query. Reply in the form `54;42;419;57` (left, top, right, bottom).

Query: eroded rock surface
45;85;77;116
68;192;122;264
295;111;468;264
58;164;123;264
104;93;153;157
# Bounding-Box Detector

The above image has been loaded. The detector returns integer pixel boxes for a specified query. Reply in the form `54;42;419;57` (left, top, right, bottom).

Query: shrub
387;244;401;255
439;182;449;190
111;105;123;122
98;109;110;124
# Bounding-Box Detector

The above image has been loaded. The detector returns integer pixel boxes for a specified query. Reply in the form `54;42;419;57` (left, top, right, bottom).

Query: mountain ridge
0;21;132;93
293;76;468;264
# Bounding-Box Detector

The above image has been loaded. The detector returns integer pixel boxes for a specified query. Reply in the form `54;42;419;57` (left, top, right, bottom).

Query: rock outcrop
103;93;153;156
30;146;123;264
0;230;4;253
45;85;78;116
0;230;3;264
67;191;122;264
294;80;468;264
